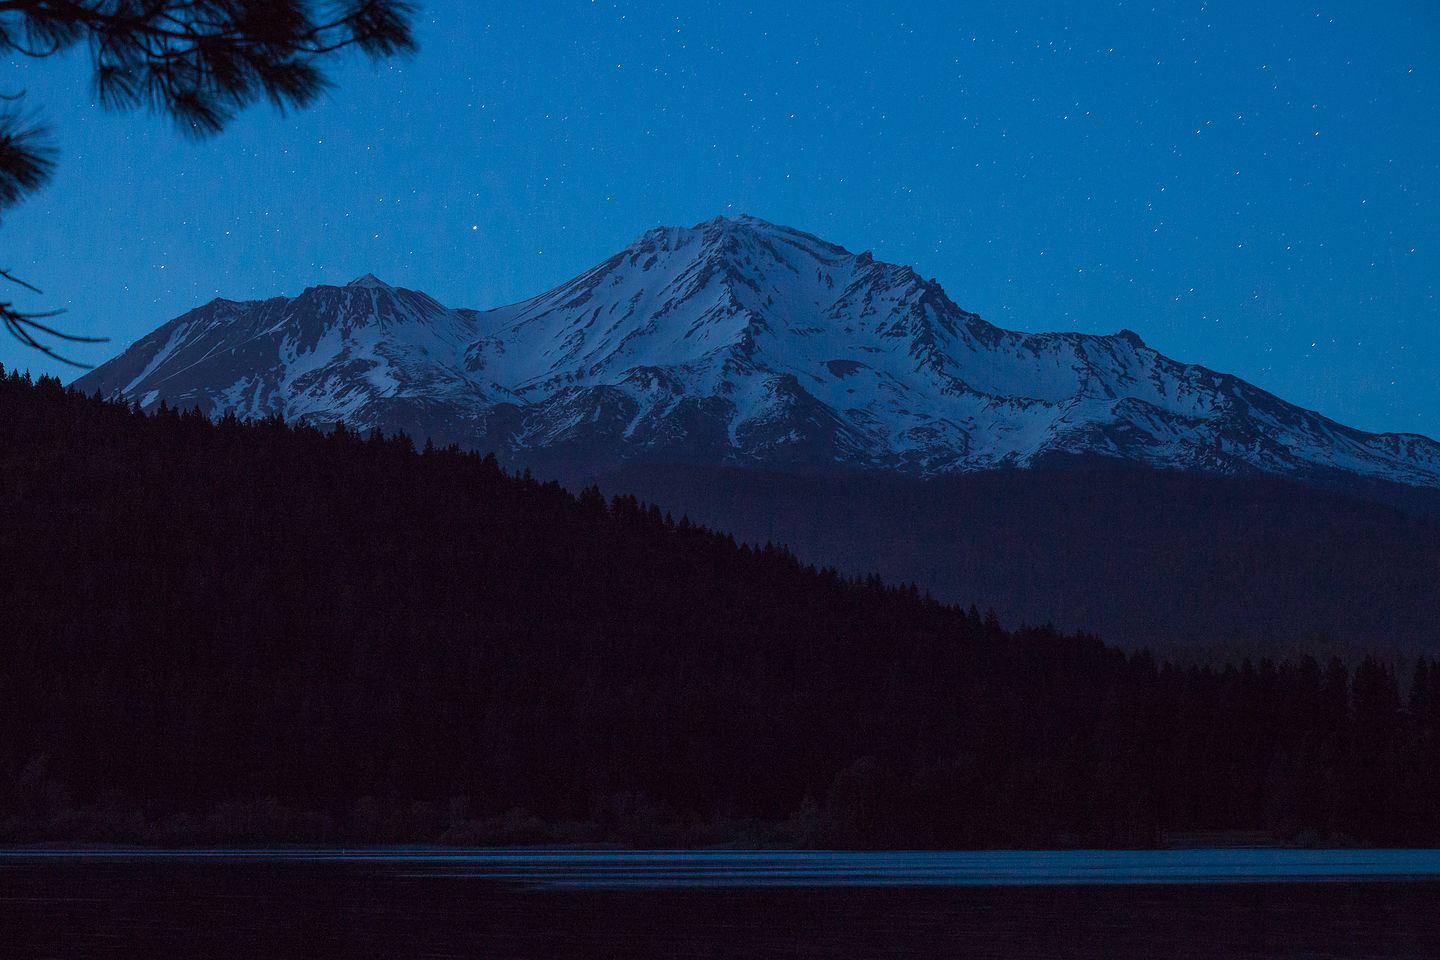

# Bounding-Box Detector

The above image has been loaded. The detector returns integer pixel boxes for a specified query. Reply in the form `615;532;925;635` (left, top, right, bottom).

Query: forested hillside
596;459;1440;657
2;368;1438;847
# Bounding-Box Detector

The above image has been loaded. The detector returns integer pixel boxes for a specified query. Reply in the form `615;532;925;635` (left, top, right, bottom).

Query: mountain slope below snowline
6;370;1440;847
73;216;1440;493
599;457;1440;658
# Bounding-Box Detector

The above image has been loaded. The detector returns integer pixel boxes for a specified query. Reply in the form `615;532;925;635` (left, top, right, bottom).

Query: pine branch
0;111;54;207
0;268;108;367
0;1;417;362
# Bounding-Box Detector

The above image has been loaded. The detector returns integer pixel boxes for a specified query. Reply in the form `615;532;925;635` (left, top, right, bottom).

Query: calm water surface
2;849;1438;958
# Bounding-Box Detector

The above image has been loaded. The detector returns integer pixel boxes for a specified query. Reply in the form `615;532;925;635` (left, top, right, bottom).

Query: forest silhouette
2;367;1438;847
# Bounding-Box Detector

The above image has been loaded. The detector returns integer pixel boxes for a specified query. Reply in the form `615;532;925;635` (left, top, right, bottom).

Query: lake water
3;848;1439;958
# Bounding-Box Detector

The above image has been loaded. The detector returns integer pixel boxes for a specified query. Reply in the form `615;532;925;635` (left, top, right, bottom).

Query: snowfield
74;215;1440;489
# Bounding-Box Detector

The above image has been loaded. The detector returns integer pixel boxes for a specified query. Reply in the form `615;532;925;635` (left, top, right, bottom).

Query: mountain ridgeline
70;215;1440;653
4;369;1440;847
76;215;1440;489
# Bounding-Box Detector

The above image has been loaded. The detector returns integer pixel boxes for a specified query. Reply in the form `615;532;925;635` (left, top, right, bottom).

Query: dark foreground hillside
2;368;1439;847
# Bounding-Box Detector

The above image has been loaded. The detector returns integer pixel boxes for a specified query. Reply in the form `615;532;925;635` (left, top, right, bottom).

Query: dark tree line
1;367;1438;847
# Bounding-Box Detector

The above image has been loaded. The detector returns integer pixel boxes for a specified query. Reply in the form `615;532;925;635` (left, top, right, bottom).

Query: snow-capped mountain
74;215;1440;489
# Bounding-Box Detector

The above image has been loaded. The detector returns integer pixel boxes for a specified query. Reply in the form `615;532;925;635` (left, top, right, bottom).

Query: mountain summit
74;215;1440;489
346;273;393;289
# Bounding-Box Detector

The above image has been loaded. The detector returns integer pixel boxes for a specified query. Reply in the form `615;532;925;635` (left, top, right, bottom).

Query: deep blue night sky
3;0;1436;439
